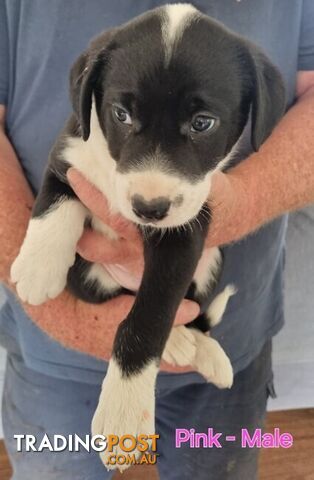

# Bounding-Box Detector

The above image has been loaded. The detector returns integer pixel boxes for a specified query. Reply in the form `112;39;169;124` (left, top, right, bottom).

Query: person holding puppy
1;1;314;479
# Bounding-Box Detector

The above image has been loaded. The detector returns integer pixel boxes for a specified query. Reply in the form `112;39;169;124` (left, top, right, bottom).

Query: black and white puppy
11;4;285;469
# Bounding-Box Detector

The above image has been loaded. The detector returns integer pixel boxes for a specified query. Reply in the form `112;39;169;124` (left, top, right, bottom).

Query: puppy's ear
248;49;286;151
69;30;116;141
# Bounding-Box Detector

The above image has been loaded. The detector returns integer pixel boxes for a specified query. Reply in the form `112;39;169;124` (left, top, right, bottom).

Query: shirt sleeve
0;1;9;105
298;0;314;71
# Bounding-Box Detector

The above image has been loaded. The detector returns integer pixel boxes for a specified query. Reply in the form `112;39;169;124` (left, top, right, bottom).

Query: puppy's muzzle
131;195;171;222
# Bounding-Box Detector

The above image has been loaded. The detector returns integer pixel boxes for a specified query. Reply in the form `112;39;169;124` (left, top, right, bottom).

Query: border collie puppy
11;4;285;470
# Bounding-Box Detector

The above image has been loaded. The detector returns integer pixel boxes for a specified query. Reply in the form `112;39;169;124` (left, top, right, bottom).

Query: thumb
174;299;200;325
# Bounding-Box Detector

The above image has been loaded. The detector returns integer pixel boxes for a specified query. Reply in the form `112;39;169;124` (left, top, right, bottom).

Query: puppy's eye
191;114;216;133
113;105;132;125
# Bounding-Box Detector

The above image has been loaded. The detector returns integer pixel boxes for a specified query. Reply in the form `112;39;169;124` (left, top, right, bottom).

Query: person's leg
156;340;274;480
2;352;113;480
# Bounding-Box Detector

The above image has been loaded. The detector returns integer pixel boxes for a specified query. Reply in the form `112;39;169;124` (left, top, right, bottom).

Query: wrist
206;167;253;247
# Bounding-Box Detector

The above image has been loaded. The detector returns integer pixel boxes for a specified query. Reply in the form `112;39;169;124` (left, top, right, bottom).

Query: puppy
11;4;285;470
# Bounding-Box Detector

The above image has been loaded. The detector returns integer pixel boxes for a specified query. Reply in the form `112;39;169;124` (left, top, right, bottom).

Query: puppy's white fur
163;327;233;388
207;284;237;327
191;329;233;388
63;105;119;213
163;290;234;389
162;4;198;64
92;358;157;471
162;325;197;366
115;168;213;228
11;199;86;305
193;247;222;296
85;263;121;295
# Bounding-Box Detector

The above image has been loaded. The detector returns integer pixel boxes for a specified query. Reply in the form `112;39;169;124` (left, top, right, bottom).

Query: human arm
206;71;314;248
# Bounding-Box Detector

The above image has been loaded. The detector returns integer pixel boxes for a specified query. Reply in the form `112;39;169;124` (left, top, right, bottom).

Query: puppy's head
70;4;285;228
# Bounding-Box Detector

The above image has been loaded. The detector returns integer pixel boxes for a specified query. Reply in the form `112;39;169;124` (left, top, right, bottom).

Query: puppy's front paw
11;221;76;305
162;325;197;366
191;329;233;389
92;360;157;472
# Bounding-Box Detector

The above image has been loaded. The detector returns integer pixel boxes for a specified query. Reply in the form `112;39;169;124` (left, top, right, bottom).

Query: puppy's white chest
63;103;120;214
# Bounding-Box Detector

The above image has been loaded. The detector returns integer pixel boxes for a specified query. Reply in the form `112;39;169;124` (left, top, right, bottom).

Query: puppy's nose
132;195;170;221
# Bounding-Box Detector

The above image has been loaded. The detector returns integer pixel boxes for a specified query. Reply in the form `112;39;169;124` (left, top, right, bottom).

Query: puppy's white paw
162;325;197;366
11;245;73;305
11;200;86;305
191;329;234;389
92;360;157;472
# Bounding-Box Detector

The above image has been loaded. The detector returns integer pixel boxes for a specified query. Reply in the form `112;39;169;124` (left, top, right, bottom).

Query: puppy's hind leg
186;286;236;388
191;329;233;389
162;326;233;389
162;325;197;367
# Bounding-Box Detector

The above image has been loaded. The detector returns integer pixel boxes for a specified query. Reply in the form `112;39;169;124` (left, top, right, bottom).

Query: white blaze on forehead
161;3;198;64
